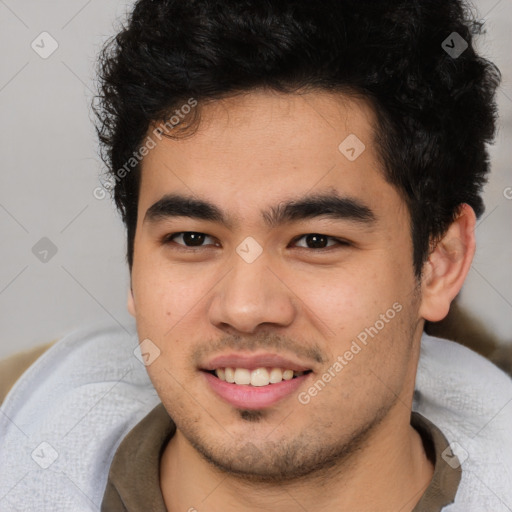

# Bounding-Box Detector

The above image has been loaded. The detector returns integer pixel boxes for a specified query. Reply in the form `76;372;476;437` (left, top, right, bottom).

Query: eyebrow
143;192;376;229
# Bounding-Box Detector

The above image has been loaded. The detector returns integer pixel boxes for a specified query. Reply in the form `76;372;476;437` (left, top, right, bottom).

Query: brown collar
101;404;461;512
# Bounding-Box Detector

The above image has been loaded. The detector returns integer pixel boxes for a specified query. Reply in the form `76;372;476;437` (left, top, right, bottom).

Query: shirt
101;403;461;511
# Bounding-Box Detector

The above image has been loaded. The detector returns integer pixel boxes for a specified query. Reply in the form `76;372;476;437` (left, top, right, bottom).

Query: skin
127;89;476;511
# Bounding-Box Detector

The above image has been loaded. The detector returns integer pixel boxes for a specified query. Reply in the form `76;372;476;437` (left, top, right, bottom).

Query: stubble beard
175;397;395;486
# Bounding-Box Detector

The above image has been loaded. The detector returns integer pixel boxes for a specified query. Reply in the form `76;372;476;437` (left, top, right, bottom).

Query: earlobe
419;204;476;322
127;286;136;317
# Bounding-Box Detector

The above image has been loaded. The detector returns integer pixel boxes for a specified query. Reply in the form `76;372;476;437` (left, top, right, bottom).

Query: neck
160;403;434;511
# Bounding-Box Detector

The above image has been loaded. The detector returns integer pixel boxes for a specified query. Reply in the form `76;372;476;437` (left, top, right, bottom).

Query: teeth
269;367;283;383
224;367;235;383
213;367;308;386
282;369;294;381
234;368;251;385
251;368;269;387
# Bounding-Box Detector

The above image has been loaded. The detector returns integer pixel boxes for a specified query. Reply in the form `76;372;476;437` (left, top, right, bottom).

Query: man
1;0;511;510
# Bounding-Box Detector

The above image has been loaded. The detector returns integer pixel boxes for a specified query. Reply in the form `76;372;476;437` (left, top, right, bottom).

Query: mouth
200;354;314;410
204;367;313;387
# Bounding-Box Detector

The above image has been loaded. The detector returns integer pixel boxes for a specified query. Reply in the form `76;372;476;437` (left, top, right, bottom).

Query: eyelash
161;232;351;251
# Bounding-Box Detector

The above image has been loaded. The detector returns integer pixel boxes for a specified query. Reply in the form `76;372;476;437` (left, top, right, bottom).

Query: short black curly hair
94;0;500;276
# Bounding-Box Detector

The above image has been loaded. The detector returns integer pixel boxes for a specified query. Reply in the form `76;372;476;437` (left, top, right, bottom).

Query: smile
210;367;310;386
202;369;312;410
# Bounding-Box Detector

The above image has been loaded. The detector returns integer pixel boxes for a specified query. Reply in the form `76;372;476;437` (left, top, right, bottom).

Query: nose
208;251;297;334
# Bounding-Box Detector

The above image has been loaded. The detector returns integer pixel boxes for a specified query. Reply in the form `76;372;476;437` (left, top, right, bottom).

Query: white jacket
0;322;511;511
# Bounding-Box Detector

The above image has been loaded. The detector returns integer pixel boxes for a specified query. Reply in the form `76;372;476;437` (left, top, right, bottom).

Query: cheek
131;254;214;333
298;263;402;339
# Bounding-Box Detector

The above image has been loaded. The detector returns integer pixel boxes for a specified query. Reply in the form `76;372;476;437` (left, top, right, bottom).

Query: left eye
292;234;347;249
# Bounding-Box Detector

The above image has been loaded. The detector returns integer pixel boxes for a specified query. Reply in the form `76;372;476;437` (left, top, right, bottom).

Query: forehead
137;89;402;224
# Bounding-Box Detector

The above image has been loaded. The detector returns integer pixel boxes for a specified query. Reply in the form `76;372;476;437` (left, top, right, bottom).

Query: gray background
0;0;511;358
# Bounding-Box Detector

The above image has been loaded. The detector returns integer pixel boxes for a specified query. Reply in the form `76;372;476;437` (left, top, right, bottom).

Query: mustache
190;331;328;367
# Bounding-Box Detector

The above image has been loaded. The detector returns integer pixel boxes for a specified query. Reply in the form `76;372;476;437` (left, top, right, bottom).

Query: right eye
162;231;220;248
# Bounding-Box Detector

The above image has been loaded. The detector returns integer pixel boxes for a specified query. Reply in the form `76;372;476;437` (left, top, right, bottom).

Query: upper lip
200;352;313;372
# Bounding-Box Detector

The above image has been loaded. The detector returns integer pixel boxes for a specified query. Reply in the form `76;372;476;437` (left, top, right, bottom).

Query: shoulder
0;321;154;411
417;333;512;394
416;333;512;428
0;322;161;510
415;334;512;509
0;341;56;406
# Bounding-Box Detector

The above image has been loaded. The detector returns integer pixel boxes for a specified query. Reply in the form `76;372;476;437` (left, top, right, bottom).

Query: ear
127;285;136;317
418;204;476;322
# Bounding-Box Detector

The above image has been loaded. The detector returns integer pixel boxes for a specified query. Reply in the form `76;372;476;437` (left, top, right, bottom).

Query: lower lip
203;371;310;410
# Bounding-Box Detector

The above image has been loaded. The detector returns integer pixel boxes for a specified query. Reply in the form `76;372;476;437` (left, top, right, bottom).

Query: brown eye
293;234;348;249
165;232;217;247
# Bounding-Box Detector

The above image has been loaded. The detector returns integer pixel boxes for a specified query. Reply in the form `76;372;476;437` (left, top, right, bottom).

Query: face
129;89;424;481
